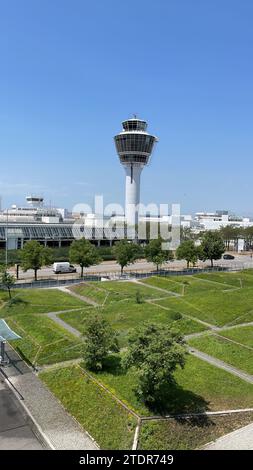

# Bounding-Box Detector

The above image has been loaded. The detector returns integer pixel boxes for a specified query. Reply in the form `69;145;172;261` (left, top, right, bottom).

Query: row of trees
176;231;225;268
1;230;226;286
113;238;173;274
83;314;186;404
218;225;253;250
182;224;253;251
2;237;174;281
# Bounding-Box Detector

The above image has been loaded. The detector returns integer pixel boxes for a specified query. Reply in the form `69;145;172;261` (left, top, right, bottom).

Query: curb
0;368;54;450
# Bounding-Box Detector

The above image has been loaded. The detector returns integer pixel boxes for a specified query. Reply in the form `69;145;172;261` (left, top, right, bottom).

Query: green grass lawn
196;271;253;289
40;365;137;449
155;287;253;327
220;325;253;348
142;275;226;295
189;334;253;375
141;276;183;294
69;281;171;305
59;300;207;347
7;314;82;365
81;353;253;416
139;412;253;450
6;273;253;450
0;288;86;316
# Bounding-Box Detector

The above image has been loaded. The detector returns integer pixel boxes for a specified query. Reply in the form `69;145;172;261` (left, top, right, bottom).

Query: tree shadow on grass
5;297;28;310
101;354;210;417
173;414;214;430
146;380;210;416
15;347;34;369
102;354;125;375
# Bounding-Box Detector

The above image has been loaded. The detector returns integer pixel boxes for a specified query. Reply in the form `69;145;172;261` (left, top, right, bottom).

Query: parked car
223;254;235;260
53;262;77;274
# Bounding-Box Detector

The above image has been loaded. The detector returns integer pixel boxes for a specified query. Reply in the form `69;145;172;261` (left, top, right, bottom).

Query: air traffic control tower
114;118;158;226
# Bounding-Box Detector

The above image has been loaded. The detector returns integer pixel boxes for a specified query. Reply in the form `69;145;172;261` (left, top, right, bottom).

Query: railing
1;262;252;289
3;275;102;289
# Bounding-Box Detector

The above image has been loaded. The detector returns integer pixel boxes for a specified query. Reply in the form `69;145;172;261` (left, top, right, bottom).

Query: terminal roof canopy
0;319;21;341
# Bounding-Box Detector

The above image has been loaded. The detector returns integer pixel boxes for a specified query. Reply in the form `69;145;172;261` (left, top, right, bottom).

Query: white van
53;262;77;274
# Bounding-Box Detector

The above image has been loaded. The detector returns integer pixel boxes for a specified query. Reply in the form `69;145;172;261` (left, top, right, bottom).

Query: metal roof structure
0;223;136;241
0;319;21;342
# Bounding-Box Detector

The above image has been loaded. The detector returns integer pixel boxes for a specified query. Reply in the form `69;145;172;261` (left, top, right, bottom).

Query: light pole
5;209;8;267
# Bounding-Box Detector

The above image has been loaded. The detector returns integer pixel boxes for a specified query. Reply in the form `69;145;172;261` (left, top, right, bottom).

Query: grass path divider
76;364;140;420
132;420;141;450
140;408;253;421
213;332;253;352
133;279;181;298
150;299;215;330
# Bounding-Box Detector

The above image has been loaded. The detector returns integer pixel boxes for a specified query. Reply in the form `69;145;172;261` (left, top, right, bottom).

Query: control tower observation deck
114;118;158;226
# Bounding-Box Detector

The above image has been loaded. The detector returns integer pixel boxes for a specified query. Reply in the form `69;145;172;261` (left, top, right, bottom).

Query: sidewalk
1;345;98;450
204;422;253;450
0;377;43;450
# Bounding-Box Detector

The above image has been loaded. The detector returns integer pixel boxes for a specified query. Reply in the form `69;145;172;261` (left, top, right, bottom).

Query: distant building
193;211;253;231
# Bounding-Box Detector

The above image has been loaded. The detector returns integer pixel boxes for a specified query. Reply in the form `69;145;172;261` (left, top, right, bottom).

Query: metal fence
1;263;251;290
127;265;234;280
4;275;102;290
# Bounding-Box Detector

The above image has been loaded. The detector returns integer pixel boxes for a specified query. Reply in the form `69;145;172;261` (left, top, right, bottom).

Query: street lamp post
5;209;8;267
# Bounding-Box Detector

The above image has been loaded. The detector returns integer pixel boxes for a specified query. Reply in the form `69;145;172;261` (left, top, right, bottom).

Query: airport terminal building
0;196;131;250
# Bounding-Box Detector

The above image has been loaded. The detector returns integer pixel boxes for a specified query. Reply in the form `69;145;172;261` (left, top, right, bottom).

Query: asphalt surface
10;253;253;282
0;374;44;450
2;345;98;450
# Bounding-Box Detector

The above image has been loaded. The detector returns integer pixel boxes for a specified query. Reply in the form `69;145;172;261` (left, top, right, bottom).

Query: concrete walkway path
58;286;99;306
47;311;81;338
133;279;181;297
39;358;82;372
221;320;253;330
151;299;215;331
190;347;253;384
2;345;98;450
204;422;253;450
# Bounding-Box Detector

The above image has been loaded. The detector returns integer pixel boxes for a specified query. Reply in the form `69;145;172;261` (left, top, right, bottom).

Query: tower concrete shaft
114;118;157;226
124;163;142;226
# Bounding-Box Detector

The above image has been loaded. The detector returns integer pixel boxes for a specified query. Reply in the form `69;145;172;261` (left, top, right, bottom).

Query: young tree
83;314;119;371
180;226;196;242
112;240;139;275
0;269;15;299
20;241;53;281
244;226;253;250
69;238;101;277
219;225;241;251
199;231;225;267
144;238;174;271
176;240;198;268
123;323;187;403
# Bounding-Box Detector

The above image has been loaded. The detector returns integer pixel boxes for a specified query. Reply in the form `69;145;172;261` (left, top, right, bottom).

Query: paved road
0;374;44;450
204;422;253;450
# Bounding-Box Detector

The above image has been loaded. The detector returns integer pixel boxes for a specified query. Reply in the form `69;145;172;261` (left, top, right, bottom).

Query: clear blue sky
1;0;253;215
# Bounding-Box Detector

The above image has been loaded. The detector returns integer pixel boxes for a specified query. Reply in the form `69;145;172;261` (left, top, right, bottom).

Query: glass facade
122;119;147;132
0;224;132;241
114;118;156;164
